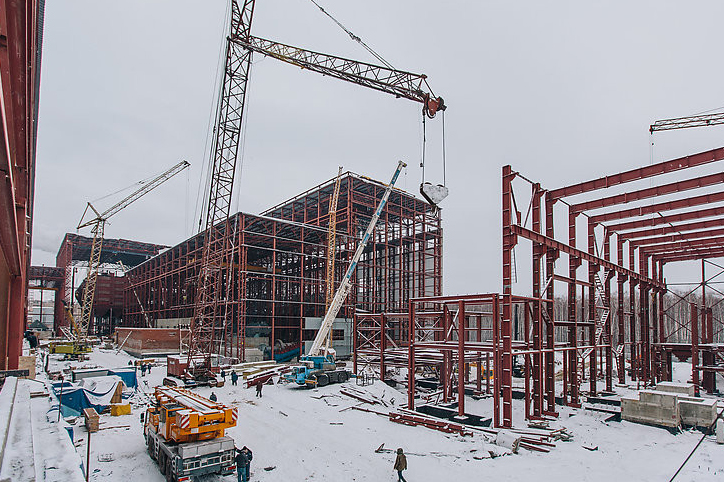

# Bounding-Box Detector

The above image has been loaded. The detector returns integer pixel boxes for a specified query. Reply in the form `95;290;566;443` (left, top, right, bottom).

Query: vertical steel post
501;166;515;427
544;192;557;415
531;183;543;417
567;210;580;406
691;302;700;397
458;300;466;417
407;299;415;410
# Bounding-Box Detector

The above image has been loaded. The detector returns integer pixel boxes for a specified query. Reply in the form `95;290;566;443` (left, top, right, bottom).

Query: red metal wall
0;1;43;369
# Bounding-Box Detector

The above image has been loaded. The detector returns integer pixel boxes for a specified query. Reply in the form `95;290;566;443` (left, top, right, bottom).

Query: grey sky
32;0;724;296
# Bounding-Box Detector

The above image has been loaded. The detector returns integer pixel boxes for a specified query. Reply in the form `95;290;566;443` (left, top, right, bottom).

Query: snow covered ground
24;348;724;481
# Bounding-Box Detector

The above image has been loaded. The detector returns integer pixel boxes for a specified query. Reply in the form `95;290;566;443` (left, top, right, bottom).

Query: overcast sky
32;0;724;296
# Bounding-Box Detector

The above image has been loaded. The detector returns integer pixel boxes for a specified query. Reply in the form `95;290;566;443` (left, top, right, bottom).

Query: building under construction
123;171;442;361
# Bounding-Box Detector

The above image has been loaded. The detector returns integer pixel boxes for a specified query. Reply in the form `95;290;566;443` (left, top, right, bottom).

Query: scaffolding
123;172;442;361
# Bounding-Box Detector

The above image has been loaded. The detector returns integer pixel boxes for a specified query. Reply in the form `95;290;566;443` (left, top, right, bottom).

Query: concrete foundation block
678;397;717;428
621;396;681;428
655;381;695;396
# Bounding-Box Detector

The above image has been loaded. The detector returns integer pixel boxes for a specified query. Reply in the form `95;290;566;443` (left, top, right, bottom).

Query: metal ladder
579;271;622;374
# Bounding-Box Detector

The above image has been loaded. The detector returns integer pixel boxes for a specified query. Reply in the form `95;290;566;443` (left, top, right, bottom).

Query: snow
8;348;724;481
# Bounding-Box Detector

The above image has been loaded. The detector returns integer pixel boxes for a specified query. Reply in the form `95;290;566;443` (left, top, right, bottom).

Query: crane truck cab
284;352;350;387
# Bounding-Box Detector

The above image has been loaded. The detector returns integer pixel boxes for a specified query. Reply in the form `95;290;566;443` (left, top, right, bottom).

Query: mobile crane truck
143;386;237;482
285;161;406;388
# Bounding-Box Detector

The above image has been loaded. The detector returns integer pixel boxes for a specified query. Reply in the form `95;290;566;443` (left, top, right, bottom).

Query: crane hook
423;95;446;119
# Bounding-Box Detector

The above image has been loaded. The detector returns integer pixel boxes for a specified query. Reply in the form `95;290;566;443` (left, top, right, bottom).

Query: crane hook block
424;96;446;119
420;182;449;210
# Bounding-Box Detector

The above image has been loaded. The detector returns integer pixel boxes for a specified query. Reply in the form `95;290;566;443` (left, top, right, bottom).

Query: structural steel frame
54;233;166;335
124;172;442;361
496;146;724;427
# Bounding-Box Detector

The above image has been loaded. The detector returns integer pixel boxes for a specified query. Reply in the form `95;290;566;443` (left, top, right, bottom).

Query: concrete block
639;390;678;409
621;396;680;428
678;398;716;428
655;381;695;396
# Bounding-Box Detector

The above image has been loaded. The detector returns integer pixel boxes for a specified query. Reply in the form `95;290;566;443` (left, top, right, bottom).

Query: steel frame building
55;233;166;335
352;147;724;429
123;172;442;361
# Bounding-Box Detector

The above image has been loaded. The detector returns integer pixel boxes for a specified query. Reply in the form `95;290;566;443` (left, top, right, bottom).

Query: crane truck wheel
317;373;329;387
339;370;349;383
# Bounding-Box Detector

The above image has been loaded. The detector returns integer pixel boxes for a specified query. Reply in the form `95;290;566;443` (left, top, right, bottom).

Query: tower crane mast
187;0;446;373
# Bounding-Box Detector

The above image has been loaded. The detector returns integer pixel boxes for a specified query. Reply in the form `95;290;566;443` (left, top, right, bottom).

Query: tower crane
75;160;190;339
323;167;343;354
186;0;446;376
650;112;724;132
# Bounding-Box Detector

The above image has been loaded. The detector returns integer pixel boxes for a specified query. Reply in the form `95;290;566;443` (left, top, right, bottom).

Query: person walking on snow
231;370;238;386
220;369;226;381
140;363;146;377
235;446;253;482
394;447;407;482
210;392;217;402
255;379;263;397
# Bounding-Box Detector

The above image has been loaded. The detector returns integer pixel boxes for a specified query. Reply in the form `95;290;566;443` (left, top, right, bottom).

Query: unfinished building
54;233;167;335
353;147;724;429
123;172;442;362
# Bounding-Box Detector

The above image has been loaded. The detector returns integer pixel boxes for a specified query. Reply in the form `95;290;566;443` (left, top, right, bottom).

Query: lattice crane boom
75;160;190;338
650;112;724;132
187;0;445;371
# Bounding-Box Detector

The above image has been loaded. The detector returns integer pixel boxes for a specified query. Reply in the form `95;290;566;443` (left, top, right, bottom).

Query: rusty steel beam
605;206;724;233
640;236;724;255
572;172;724;213
590;191;724;224
510;224;662;287
620;218;724;241
632;228;724;248
549;147;724;200
653;246;724;263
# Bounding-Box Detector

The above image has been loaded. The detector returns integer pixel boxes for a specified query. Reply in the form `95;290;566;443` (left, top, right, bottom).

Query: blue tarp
108;368;137;389
51;377;127;417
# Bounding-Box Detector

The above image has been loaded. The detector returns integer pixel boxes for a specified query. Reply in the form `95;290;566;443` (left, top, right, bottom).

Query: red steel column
629;245;638;381
587;221;597;396
691;303;700;397
501;166;515;427
603;233;613;392
458;300;466;417
531;183;543;417
567;210;580;406
380;314;386;382
616;236;626;385
407;299;415;409
544;192;557;415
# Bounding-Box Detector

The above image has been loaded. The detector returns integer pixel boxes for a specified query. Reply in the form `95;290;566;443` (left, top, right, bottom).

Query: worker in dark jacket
231;371;238;386
210;392;217;402
393;448;407;482
235;446;253;482
255;379;264;398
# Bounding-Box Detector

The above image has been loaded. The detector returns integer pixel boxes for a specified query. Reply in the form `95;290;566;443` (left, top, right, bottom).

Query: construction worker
235;446;252;482
220;369;226;381
255;379;263;398
393;448;407;482
231;371;238;386
140;363;147;377
210;392;217;402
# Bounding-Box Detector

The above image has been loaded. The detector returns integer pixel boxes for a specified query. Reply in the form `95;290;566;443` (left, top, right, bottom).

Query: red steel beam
632;228;724;247
590;191;724;224
572;172;724;213
620;218;724;241
550;147;724;200
640;236;724;254
640;236;724;255
654;246;724;263
510;224;662;287
605;206;724;233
